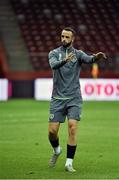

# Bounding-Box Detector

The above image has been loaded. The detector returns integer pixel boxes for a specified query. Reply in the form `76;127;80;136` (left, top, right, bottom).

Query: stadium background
0;0;119;98
0;0;119;179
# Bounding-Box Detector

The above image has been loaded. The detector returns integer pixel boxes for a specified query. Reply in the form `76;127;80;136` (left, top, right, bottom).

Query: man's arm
48;50;75;69
79;50;106;64
48;50;66;69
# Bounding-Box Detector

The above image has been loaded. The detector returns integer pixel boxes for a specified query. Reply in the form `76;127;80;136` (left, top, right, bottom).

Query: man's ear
72;36;75;42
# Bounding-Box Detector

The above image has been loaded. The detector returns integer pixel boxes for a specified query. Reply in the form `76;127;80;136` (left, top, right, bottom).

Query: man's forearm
50;59;66;69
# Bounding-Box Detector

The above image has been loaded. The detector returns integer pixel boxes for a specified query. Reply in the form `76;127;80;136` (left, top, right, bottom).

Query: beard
62;41;72;48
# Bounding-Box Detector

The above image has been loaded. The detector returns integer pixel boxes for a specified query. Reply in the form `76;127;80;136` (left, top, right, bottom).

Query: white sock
65;158;73;166
54;145;61;154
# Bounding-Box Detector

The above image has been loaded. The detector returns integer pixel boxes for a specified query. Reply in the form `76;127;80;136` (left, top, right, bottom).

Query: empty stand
11;0;119;76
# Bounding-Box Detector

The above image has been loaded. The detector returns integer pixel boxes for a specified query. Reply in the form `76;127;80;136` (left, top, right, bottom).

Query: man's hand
65;52;76;62
94;52;107;60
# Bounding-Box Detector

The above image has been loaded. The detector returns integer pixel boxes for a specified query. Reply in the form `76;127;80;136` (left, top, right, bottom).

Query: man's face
61;30;74;48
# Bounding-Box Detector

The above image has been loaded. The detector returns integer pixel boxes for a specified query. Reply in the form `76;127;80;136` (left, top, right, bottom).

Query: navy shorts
49;97;83;123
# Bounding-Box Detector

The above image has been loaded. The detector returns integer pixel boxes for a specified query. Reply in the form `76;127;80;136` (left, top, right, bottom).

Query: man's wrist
64;58;67;62
62;59;67;64
93;55;98;62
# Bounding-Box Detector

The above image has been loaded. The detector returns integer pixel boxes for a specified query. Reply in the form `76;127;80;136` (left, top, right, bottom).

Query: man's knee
48;122;60;139
69;125;77;136
68;120;78;137
48;127;58;140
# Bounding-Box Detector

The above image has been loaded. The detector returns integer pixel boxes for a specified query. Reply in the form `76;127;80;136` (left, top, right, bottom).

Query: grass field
0;99;119;179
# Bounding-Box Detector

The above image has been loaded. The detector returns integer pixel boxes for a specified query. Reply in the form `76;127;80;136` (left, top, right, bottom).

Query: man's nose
62;38;66;41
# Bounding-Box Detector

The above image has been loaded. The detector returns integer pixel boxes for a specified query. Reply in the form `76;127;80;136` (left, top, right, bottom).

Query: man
48;27;106;172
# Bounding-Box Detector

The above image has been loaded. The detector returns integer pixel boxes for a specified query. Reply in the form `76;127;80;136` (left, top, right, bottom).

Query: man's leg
48;122;62;167
48;122;60;153
65;119;79;172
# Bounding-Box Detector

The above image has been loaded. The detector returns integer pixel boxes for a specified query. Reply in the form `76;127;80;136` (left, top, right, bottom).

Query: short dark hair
63;27;76;36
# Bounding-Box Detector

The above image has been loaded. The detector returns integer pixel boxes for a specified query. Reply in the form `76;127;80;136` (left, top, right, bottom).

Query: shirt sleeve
79;50;96;64
48;50;66;69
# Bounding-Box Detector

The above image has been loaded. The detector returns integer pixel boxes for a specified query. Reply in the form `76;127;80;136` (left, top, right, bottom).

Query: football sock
54;145;61;154
65;158;73;166
65;144;77;166
49;138;61;154
49;138;59;147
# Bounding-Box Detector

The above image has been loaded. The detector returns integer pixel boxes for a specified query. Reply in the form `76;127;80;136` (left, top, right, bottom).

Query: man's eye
61;35;70;38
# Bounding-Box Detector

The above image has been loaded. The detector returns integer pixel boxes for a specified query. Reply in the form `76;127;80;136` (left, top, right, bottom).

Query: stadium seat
10;0;119;76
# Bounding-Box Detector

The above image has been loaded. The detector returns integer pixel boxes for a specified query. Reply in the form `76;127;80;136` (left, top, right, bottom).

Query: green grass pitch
0;99;119;179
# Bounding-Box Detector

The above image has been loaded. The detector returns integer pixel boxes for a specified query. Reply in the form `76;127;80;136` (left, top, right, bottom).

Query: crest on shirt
49;113;54;120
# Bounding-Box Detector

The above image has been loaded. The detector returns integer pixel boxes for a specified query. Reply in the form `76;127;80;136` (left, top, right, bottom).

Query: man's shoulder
49;46;61;55
72;48;86;58
73;48;84;54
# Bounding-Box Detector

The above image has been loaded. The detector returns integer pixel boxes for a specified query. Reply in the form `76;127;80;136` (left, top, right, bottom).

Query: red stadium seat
11;0;119;76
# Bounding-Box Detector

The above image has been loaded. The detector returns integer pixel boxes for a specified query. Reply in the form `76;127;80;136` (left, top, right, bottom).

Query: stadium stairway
0;0;33;72
10;0;119;78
